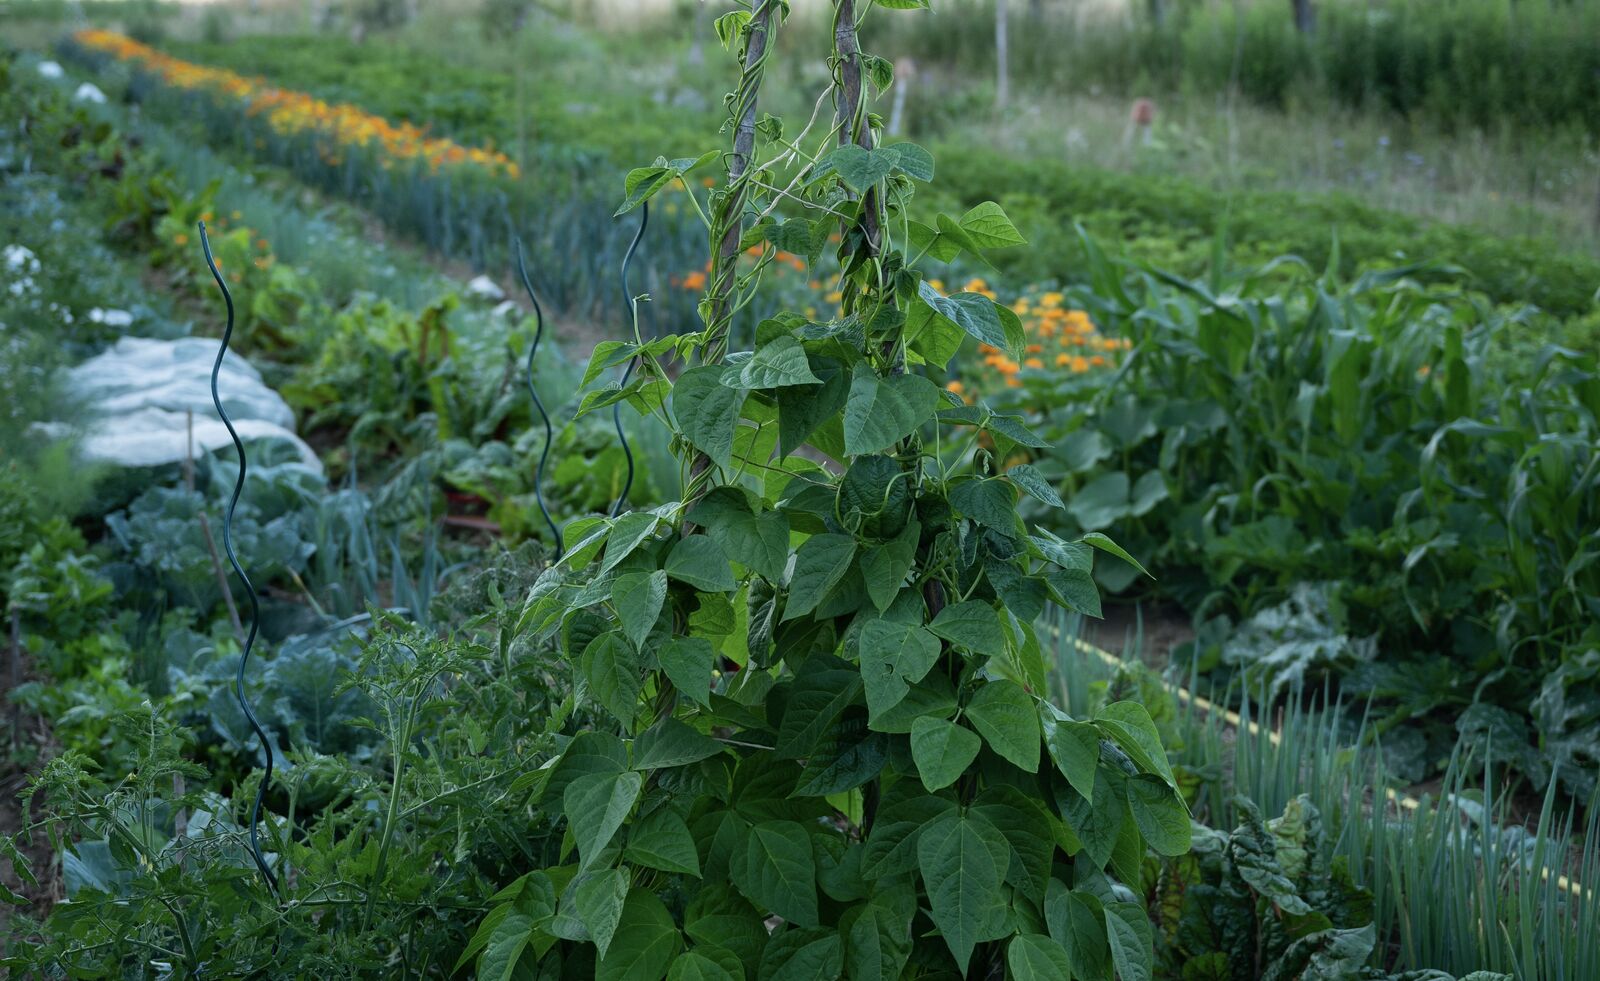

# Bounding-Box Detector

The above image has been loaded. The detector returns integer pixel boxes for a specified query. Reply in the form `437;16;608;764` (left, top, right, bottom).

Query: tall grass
1046;612;1600;976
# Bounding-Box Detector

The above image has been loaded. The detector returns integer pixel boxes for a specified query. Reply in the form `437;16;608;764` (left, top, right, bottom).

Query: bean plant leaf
1042;706;1099;801
1079;531;1153;579
727;335;821;389
1096;701;1178;787
916;281;1024;359
674;365;746;469
666;535;736;592
564;771;643;872
964;679;1040;772
1007;934;1074;980
626;806;702;877
576;867;630;959
597;890;682;981
1126;773;1192;856
667;951;739;981
843;363;940;456
783;534;856;621
736;820;819;927
959;201;1027;248
917;810;1006;972
613;571;667;650
1104;901;1155;981
928;600;1005;653
1007;464;1065;509
581;631;642;729
858;619;942;722
820;144;901;192
910;717;981;792
657;636;715;707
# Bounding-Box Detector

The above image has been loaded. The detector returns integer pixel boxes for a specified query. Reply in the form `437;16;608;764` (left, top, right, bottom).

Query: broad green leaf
674;365;746;469
727;335;820;389
792;728;887;797
1041;706;1099;801
667;951;739;981
581;631;642;729
959;201;1027;248
1096;701;1177;787
842;894;914;981
783;534;856;621
685;886;767;976
613;571;667;650
737;820;819;926
1045;566;1102;619
626;806;702;876
858;619;942;723
1007;464;1065;509
862;792;957;877
843;363;940;456
564;770;643;872
871;672;959;733
1079;531;1153;579
774;662;863;759
666;535;736;592
950;477;1020;534
777;357;849;457
927;600;1005;653
600;511;661;574
1104;901;1154;981
1008;934;1073;981
575;867;630;959
1126;774;1192;856
970;785;1057;900
760;927;844;980
694;488;790;582
917;810;1006;972
1059;768;1129;869
473;907;535;981
657;636;715;707
892;141;934;180
860;517;919;611
597;890;681;981
635;717;723;769
821;143;901;192
1045;883;1111;980
910;717;981;792
916;281;1023;360
1066;472;1129;532
964;679;1040;772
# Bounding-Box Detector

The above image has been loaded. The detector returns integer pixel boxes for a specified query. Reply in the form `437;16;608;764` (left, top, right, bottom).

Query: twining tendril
199;221;280;898
514;239;563;558
611;201;648;518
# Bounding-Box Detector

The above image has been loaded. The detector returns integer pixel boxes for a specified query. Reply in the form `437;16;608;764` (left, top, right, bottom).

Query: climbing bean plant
467;2;1187;978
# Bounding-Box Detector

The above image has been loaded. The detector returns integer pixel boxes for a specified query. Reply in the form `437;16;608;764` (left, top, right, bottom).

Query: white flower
466;274;506;302
7;278;35;297
491;300;519;319
37;61;64;80
3;244;39;274
73;83;108;105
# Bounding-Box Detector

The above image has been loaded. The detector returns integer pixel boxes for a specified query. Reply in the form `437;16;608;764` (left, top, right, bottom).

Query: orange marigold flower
1024;357;1044;369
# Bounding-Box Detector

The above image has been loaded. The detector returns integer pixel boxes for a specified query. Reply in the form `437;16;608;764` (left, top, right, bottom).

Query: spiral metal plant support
514;239;563;559
610;201;648;518
199;221;280;898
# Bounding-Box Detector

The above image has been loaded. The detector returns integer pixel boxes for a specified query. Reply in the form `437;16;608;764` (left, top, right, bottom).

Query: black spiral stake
611;201;648;518
199;221;280;899
514;238;563;559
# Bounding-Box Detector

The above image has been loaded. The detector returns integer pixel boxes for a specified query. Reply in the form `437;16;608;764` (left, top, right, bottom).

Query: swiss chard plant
467;3;1186;978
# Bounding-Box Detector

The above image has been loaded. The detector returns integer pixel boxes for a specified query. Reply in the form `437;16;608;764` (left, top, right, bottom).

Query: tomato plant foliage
472;2;1184;977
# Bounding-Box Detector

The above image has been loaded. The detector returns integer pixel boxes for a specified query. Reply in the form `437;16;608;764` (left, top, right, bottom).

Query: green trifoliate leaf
612;570;667;650
1041;705;1099;801
910;716;981;792
776;356;848;457
964;679;1041;772
1045;883;1111;980
1008;934;1074;981
600;511;662;574
1007;463;1065;509
735;820;819;927
891;140;935;180
917;810;1007;972
665;535;736;592
916;281;1024;360
949;477;1021;534
1104;900;1155;981
657;636;715;707
667;951;739;981
634;717;723;769
724;335;820;389
760;928;844;980
564;770;642;872
862;792;957;878
819;143;901;192
1080;531;1153;579
1095;700;1177;788
693;488;790;582
674;365;746;469
783;533;856;621
581;631;642;729
575;867;630;959
958;200;1027;248
843;363;940;456
597;890;681;981
927;600;1006;653
858;618;942;723
842;891;915;981
625;806;702;877
1126;773;1192;856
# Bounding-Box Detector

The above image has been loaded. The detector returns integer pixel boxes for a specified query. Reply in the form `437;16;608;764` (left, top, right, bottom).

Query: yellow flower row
73;30;519;180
